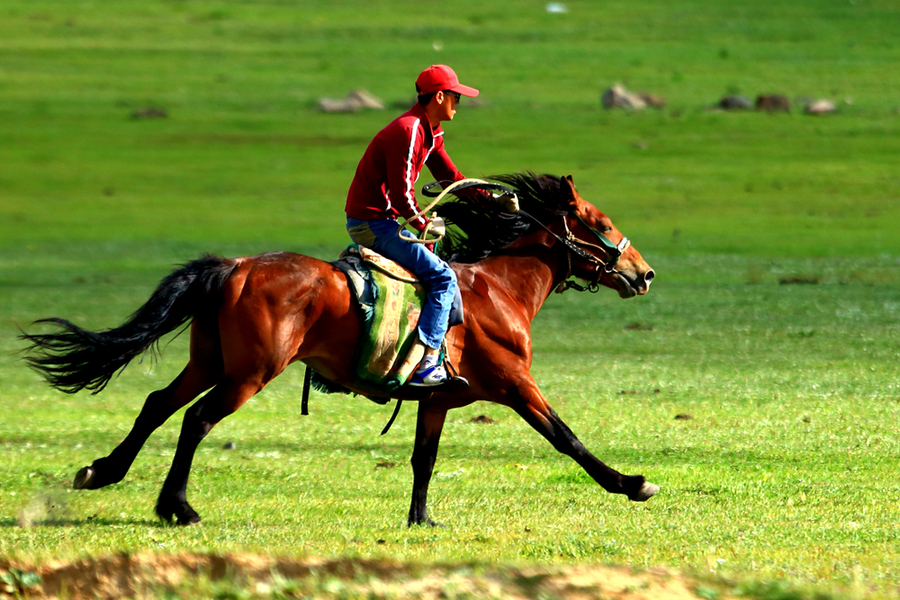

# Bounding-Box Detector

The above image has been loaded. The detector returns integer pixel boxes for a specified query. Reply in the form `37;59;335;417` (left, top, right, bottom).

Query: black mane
436;172;573;264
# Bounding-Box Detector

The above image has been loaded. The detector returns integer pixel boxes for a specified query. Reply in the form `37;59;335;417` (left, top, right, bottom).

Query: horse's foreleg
407;405;447;526
73;364;215;490
155;379;258;525
511;381;658;501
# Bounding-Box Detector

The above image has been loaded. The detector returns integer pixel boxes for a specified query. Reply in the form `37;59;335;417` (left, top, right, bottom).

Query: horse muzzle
611;267;654;298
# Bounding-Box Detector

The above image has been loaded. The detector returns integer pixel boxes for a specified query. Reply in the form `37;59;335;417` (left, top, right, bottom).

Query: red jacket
345;102;467;231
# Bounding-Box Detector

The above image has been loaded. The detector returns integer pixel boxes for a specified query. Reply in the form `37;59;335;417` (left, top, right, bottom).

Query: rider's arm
383;121;429;232
425;132;466;188
426;134;492;204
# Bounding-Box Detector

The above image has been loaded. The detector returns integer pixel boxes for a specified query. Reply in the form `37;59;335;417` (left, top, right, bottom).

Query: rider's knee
428;262;456;292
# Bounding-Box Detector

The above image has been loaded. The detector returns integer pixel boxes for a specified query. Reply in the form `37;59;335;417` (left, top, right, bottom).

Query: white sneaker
409;356;448;387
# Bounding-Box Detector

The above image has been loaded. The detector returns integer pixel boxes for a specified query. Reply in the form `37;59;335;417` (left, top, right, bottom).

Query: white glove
428;216;446;237
493;192;519;213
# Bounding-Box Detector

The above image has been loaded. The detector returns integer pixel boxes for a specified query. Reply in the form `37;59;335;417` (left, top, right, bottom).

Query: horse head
555;175;655;298
435;172;654;298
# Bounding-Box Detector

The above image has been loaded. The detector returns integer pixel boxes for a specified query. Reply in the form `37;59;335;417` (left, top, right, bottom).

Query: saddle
310;245;463;396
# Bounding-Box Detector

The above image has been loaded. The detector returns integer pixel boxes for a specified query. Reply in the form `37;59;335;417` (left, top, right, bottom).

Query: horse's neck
473;232;566;320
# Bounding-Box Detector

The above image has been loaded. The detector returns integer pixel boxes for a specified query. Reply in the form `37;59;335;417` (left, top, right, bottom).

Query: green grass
2;0;900;598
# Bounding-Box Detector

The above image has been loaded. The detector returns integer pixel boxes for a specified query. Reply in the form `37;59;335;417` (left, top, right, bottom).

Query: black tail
20;254;237;394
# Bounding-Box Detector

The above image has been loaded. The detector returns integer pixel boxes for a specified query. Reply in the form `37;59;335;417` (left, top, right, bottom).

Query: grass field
2;0;899;598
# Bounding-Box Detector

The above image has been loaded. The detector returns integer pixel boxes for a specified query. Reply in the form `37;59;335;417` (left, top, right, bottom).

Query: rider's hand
429;216;446;237
494;192;519;213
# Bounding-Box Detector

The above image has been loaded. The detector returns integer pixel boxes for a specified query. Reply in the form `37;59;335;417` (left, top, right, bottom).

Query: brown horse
22;173;657;527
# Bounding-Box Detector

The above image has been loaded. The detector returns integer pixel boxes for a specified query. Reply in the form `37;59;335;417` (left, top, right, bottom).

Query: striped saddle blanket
332;245;462;390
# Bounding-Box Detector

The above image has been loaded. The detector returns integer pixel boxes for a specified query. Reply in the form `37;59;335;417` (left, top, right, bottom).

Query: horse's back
226;251;344;299
215;251;359;380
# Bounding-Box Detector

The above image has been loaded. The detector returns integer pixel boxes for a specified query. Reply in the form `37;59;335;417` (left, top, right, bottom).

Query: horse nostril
644;270;655;284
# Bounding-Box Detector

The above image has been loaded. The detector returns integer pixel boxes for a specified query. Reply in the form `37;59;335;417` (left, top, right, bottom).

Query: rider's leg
347;218;457;385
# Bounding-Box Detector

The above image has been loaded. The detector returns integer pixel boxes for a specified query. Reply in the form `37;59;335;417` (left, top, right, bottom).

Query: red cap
415;65;479;97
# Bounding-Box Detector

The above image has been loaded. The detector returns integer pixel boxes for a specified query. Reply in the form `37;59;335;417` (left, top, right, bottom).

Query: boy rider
345;65;479;387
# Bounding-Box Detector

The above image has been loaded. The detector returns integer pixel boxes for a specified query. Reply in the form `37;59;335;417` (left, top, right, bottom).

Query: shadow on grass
0;516;164;528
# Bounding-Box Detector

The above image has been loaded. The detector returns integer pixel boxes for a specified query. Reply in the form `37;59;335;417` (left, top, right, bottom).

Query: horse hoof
632;481;660;502
73;466;95;490
407;517;446;528
157;501;202;526
157;512;202;526
177;512;202;526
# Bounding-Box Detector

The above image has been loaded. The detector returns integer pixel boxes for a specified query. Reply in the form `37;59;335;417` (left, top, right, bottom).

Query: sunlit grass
2;0;900;598
3;252;899;596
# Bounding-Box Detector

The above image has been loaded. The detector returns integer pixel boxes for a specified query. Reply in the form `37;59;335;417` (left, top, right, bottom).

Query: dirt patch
1;553;729;600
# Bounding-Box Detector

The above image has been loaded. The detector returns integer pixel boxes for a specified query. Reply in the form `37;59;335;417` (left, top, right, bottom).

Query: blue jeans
346;217;458;350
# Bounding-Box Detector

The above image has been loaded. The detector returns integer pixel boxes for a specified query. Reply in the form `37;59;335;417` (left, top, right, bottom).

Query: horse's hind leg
73;321;221;490
155;378;260;525
73;364;218;490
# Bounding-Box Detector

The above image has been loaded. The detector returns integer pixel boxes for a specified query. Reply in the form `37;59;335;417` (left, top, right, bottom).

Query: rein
421;179;519;200
401;179;520;244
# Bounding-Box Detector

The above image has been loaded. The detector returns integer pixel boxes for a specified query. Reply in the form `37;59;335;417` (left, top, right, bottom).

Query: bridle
420;179;630;294
518;209;630;294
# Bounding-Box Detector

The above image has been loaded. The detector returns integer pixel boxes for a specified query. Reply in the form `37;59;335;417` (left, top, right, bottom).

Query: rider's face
436;90;459;121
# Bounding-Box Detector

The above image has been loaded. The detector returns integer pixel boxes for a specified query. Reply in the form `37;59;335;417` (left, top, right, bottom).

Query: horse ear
559;174;578;207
